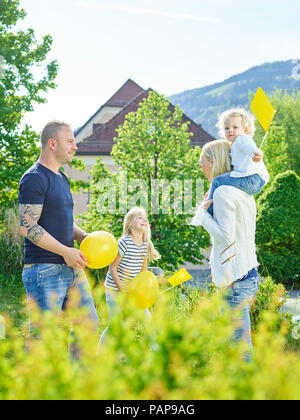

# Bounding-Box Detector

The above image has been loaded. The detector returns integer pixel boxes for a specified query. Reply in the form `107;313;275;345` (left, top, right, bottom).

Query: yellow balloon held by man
127;271;159;310
80;231;118;269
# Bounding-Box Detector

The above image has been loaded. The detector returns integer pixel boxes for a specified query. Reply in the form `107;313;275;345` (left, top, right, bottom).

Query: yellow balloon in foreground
127;271;159;310
80;231;118;269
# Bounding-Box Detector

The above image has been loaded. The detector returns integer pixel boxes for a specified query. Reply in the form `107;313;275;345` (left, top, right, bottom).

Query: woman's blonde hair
123;207;161;263
216;108;256;138
201;139;232;179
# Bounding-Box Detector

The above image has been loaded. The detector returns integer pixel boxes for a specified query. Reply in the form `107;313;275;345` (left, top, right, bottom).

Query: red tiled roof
104;79;145;107
75;79;145;138
76;89;214;156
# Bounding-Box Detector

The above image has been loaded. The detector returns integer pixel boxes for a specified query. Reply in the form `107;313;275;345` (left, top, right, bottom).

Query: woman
191;139;259;352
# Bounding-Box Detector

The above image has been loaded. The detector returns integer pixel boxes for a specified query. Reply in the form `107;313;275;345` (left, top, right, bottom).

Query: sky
16;0;300;133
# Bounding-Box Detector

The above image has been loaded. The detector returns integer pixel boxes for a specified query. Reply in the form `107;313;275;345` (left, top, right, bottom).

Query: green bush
256;171;300;286
251;277;289;328
1;284;300;401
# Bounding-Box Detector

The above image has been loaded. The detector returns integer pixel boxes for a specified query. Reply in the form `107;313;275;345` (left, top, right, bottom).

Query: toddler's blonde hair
123;207;161;263
216;108;256;138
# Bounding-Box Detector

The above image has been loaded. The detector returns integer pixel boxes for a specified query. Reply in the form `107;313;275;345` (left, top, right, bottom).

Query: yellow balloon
127;271;159;310
80;231;118;269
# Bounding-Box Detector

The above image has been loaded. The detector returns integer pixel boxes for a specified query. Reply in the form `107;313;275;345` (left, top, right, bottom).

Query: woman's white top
230;134;270;184
104;235;148;291
191;186;259;288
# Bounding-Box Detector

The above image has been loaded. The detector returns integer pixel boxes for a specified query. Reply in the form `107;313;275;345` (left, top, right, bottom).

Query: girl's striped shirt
104;234;148;291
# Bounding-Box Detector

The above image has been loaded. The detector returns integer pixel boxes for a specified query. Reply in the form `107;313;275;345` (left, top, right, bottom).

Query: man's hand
62;248;88;269
252;151;263;162
19;204;88;268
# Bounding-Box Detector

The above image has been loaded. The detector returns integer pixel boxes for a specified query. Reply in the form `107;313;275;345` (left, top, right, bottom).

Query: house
64;79;214;216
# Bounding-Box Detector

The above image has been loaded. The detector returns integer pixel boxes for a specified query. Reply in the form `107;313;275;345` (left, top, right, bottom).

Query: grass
205;82;236;97
0;278;27;336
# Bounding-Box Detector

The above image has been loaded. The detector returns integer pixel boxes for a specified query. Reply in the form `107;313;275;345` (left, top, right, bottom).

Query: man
18;121;98;340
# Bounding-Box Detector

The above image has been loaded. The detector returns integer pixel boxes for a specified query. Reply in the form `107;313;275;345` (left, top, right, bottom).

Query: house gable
75;79;145;145
76;89;214;156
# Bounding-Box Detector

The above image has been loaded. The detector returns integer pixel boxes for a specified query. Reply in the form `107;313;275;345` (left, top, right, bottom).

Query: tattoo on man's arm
27;225;44;244
19;204;43;223
19;204;44;244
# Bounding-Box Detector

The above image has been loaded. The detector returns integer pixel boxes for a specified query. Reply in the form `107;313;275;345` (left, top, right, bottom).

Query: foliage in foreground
0;282;300;400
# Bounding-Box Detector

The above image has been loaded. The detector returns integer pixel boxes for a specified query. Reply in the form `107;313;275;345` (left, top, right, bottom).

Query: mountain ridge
169;60;300;137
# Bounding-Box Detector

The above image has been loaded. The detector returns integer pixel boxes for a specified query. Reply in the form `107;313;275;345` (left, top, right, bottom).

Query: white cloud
78;1;220;24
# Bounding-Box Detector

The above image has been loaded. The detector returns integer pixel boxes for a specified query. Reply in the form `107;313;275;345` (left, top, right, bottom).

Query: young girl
205;108;270;216
99;207;161;344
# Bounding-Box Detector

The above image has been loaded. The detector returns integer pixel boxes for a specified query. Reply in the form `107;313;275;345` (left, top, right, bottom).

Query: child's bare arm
109;253;123;291
141;257;148;272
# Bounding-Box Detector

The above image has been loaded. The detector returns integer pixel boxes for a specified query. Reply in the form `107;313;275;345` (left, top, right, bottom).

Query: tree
256;170;300;285
254;90;300;177
254;124;288;180
82;91;210;271
0;0;58;208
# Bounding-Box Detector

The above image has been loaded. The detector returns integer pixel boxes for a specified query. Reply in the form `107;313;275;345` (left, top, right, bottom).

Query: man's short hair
40;121;71;150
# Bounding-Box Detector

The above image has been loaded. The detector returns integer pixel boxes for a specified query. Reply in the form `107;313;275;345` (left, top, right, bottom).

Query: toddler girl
99;207;160;344
205;108;270;216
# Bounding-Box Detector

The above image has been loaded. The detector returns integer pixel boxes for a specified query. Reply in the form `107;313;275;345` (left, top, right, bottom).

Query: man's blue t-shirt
18;162;74;264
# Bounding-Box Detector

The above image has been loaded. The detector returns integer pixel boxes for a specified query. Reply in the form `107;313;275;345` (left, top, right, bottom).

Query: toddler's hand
252;151;263;162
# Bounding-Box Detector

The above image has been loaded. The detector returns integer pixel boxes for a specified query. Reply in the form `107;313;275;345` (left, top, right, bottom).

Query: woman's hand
201;199;213;211
191;199;213;226
195;199;213;213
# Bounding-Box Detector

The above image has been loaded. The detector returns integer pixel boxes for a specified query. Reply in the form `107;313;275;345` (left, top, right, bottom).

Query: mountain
169;60;300;138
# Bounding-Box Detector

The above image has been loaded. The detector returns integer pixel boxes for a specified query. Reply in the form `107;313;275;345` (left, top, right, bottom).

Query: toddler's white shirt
230;134;270;184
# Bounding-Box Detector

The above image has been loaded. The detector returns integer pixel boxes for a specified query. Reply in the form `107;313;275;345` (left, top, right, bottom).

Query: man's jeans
207;173;265;216
226;275;258;350
22;264;98;335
